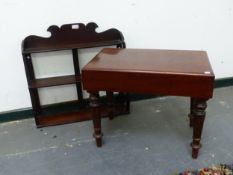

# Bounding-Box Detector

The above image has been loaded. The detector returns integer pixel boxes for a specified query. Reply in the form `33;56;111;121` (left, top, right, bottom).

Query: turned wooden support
106;91;114;120
89;92;102;147
191;99;207;159
188;98;195;127
125;93;130;114
118;92;130;114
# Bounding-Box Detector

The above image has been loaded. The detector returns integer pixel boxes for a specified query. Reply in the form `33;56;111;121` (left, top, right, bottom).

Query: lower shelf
36;103;129;128
29;75;81;88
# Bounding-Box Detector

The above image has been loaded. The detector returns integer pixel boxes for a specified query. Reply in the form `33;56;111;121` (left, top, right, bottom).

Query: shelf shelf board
29;75;81;88
23;40;123;54
36;103;129;128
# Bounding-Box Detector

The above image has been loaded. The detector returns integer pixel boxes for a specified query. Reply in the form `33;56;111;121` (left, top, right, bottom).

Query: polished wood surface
36;103;128;128
22;22;125;53
82;48;215;159
83;48;214;98
29;75;81;88
84;48;213;74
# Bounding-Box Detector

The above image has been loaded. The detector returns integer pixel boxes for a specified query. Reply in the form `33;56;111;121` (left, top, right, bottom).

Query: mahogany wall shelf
21;22;128;127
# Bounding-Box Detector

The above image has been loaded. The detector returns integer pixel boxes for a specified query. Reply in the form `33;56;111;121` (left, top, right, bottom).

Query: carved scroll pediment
22;22;125;53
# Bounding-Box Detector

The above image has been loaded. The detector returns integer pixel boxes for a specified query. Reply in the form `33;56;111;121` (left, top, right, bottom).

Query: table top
82;48;215;98
84;48;214;76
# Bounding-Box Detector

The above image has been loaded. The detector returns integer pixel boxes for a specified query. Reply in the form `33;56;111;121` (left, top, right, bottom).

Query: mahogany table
82;48;215;159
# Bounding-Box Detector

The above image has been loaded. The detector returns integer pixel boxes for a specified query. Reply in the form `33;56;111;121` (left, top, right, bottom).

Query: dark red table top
82;48;215;98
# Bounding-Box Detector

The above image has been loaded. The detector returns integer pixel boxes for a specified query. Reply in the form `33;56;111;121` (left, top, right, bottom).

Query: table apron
82;70;214;98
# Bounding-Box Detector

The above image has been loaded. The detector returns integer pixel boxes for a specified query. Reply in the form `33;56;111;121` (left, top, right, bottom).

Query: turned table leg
125;93;130;114
191;98;207;159
106;91;114;120
188;98;195;127
89;92;102;147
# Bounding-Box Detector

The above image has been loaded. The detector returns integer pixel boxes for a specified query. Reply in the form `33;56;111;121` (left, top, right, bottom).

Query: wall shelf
21;22;128;127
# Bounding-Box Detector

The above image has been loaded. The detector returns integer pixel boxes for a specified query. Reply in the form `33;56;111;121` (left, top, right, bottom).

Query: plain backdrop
0;0;233;112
